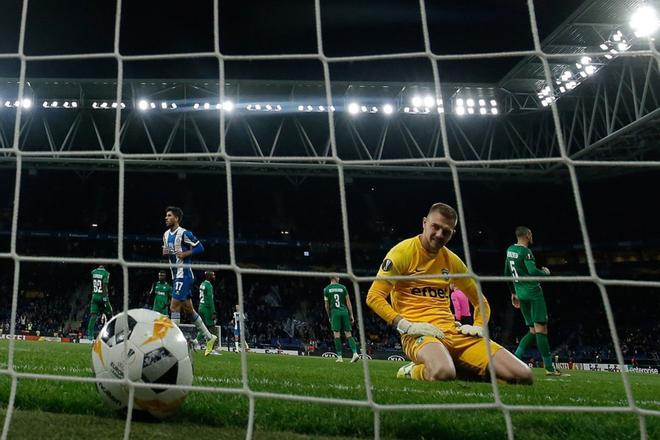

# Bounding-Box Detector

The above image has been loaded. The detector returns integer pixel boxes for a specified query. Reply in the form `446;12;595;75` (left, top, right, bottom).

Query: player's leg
456;335;533;385
514;299;536;359
398;335;456;381
330;312;344;361
341;314;359;362
170;279;184;325
529;297;558;374
184;298;217;356
344;331;360;363
196;308;210;344
87;295;100;339
491;348;534;384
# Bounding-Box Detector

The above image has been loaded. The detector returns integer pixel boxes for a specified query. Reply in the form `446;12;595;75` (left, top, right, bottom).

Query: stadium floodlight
490;99;497;106
403;107;410;113
4;101;12;108
566;81;577;90
559;86;566;93
92;102;99;109
266;104;273;111
478;99;486;107
479;107;487;115
161;102;167;109
605;53;613;59
329;105;335;112
42;101;49;108
370;106;379;113
466;98;475;107
71;101;78;108
203;102;210;110
306;105;313;111
100;102;108;109
617;42;629;51
411;96;423;107
585;65;596;75
612;32;622;42
467;107;474;114
318;105;325;111
423;95;435;107
111;102;118;108
580;56;591;65
456;98;464;107
254;104;261;111
223;101;234;112
579;71;588;78
348;102;359;114
360;105;368;113
275;104;282;111
599;43;609;50
491;107;498;115
171;103;177;109
455;106;465;115
50;101;58;108
630;5;659;37
297;105;304;111
541;99;549;107
437;107;444;113
138;100;148;111
382;104;394;114
193;103;200;110
22;98;32;109
150;102;156;109
246;104;254;111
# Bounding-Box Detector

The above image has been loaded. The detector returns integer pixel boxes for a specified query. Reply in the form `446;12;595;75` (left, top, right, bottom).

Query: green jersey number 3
333;293;340;308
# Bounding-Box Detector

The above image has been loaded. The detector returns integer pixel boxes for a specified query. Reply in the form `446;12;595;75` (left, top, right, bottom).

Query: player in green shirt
196;271;217;348
151;270;172;315
87;265;113;340
323;276;359;363
504;226;564;376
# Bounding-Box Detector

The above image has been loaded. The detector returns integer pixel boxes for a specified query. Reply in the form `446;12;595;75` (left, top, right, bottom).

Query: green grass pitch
0;340;659;439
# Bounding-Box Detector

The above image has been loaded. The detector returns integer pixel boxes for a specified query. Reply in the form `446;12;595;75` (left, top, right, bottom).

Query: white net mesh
1;0;660;439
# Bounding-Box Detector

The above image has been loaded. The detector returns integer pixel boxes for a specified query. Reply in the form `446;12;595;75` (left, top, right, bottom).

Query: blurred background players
150;270;171;316
450;282;472;325
87;265;112;340
323;276;359;363
162;206;217;356
196;271;218;351
505;226;565;376
232;304;249;352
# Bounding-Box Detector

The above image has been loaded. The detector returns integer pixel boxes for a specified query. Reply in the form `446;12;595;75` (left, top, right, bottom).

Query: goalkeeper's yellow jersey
366;236;490;331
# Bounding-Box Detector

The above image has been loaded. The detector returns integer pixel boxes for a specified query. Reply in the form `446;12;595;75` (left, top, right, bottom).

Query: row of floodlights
1;98;499;115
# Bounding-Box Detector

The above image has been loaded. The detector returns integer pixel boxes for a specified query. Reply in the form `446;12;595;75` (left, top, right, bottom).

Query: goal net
0;0;659;438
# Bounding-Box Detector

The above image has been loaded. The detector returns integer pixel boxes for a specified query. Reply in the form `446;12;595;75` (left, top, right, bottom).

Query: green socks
535;333;554;371
87;315;97;340
334;338;343;356
515;331;536;359
347;336;358;354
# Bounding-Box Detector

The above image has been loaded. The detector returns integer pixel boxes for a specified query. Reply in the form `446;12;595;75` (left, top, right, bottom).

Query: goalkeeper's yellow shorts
401;330;503;377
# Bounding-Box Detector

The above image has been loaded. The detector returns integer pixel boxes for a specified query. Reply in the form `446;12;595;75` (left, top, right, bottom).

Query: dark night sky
0;0;585;82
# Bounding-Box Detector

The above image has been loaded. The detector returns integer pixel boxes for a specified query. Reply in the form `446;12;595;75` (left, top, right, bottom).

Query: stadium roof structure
0;0;657;180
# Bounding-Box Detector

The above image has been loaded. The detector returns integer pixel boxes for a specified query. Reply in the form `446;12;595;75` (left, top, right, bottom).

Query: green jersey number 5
509;260;519;282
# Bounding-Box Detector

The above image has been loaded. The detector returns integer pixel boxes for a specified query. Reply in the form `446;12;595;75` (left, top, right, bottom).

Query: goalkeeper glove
396;319;444;339
456;323;483;337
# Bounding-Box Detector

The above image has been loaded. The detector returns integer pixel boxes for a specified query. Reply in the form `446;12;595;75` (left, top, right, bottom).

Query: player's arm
323;292;331;321
345;291;355;324
451;254;490;331
523;249;549;276
177;230;205;258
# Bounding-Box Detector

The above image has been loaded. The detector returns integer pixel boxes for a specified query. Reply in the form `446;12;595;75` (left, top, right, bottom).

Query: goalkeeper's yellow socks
535;333;555;372
334;338;343;357
411;364;426;380
515;332;536;359
347;337;358;354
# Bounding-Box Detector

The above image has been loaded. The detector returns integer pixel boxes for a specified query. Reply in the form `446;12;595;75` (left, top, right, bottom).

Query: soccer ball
91;309;193;419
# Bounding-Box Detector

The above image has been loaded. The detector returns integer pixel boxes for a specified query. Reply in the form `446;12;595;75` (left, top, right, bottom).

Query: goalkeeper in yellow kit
367;203;533;384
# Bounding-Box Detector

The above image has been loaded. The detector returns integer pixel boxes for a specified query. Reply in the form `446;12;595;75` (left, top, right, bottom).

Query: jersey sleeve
183;230;205;255
449;252;490;328
523;249;547;276
366;245;411;325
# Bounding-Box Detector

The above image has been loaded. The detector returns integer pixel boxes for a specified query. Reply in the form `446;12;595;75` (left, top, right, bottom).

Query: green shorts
198;308;215;327
519;296;548;326
90;294;112;315
153;305;169;316
330;310;352;332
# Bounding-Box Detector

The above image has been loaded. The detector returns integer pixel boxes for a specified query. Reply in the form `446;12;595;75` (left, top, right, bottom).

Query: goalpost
0;0;659;439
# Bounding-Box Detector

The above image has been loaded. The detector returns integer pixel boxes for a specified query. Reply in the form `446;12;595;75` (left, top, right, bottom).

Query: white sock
192;313;213;340
171;311;181;326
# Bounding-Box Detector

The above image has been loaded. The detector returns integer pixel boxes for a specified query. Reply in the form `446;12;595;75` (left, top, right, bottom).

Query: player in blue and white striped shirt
162;206;217;356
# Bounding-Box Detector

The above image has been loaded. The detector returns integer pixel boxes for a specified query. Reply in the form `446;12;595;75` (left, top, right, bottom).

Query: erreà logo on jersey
441;268;450;280
381;259;393;272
